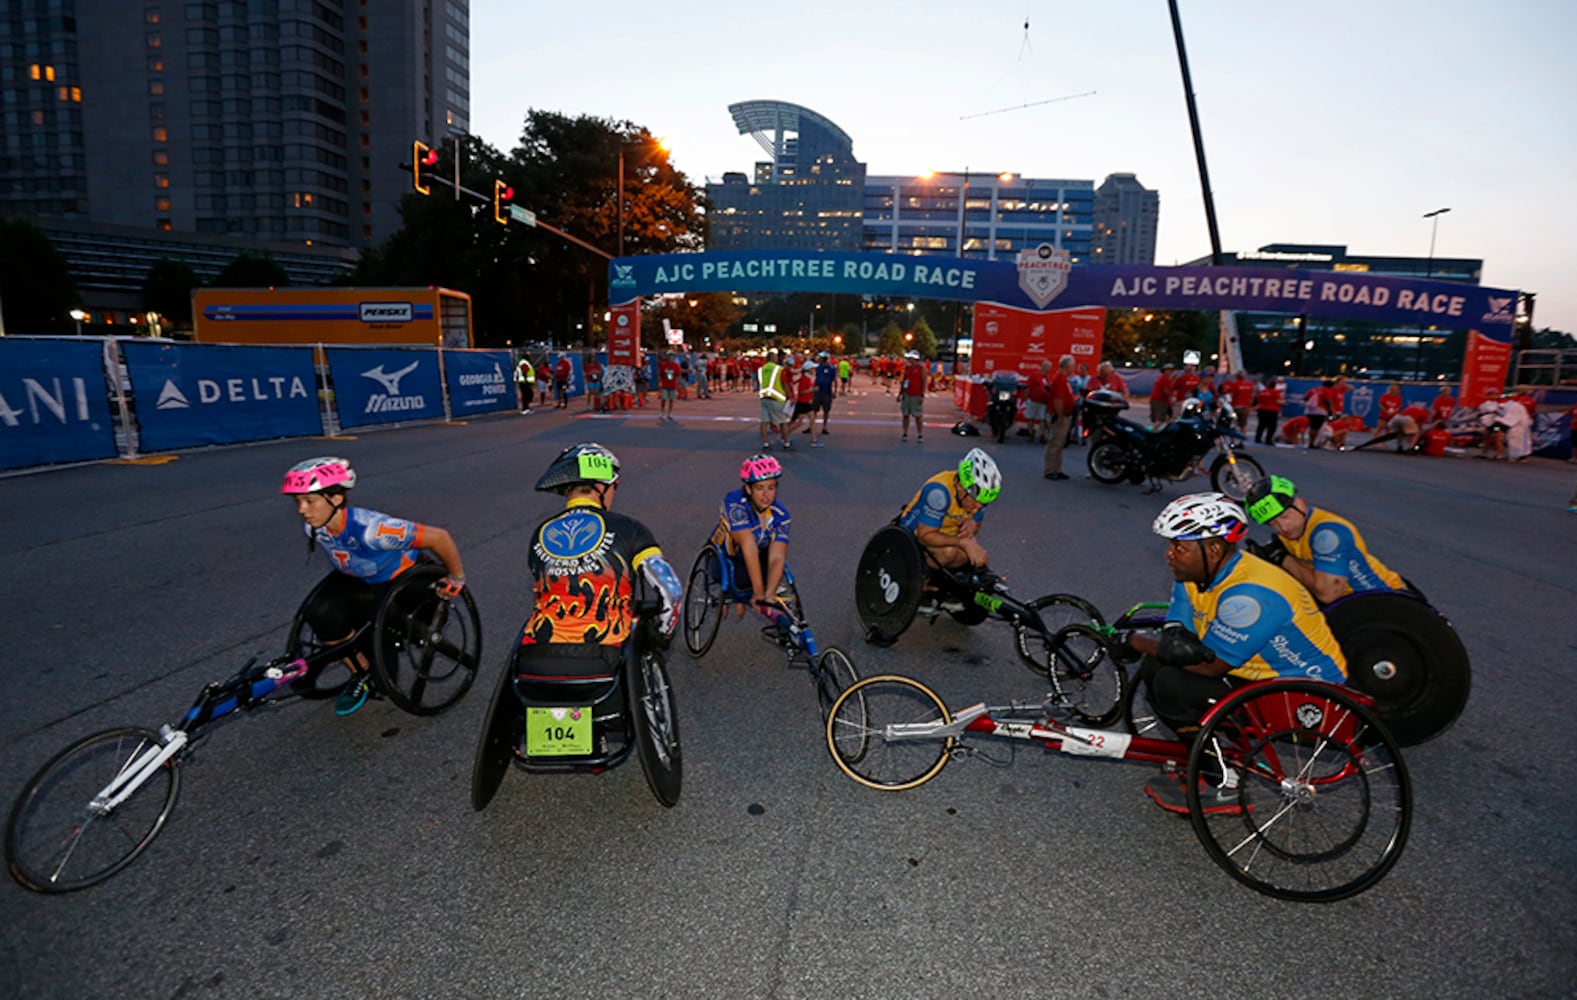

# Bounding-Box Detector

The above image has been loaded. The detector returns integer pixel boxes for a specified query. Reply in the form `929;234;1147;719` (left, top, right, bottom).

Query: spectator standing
1224;371;1255;419
1042;355;1076;481
1431;387;1458;425
553;354;572;409
584;354;603;412
1150;364;1175;427
656;351;681;421
1089;361;1130;400
1302;380;1330;450
1024;360;1051;443
811;351;837;439
838;356;852;395
1253;375;1282;445
695;353;712;399
1377;383;1405;426
1174;362;1201;402
515;354;536;414
1068;363;1091;444
899;350;927;442
784;360;817;445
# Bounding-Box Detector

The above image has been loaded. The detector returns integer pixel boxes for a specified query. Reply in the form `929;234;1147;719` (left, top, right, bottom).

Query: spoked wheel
287;573;355;699
824;675;953;791
629;647;682;807
1014;593;1107;676
470;662;519;812
1186;680;1411;902
371;564;482;716
812;646;861;722
683;546;724;658
1122;677;1175;740
1087;441;1133;484
6;727;181;893
1036;624;1127;727
1324;592;1470;746
1209;451;1265;503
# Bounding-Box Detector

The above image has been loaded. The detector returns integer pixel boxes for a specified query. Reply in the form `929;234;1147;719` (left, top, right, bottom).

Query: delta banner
609;249;1519;333
0;337;117;470
1458;330;1515;408
608;299;642;366
442;349;515;415
122;341;320;452
326;347;444;429
970;305;1106;376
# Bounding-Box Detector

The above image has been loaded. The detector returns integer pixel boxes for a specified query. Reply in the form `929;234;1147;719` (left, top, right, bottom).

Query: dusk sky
471;1;1577;335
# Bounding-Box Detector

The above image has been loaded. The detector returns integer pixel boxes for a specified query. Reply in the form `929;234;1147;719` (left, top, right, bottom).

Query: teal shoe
334;677;371;716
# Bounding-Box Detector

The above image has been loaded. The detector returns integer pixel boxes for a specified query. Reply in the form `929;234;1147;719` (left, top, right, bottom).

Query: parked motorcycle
985;372;1023;443
1083;393;1265;499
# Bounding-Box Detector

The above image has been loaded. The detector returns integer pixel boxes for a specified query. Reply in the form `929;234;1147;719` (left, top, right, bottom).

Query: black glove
1156;625;1215;667
1245;536;1288;568
1112;630;1142;665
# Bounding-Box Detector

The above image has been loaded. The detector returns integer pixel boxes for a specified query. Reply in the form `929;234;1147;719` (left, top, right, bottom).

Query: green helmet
1245;475;1298;525
957;448;1002;504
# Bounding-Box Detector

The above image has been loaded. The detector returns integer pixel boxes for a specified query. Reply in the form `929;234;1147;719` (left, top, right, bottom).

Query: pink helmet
281;456;356;494
740;453;783;484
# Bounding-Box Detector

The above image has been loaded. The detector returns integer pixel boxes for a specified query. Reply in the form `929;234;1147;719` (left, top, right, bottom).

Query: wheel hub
1371;659;1398;681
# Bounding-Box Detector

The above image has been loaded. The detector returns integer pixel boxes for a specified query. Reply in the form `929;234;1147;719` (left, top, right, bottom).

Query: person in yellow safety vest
757;349;791;451
516;355;536;414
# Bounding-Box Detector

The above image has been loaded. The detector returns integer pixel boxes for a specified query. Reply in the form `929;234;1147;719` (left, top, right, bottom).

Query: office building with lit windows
0;0;466;323
705;100;1156;267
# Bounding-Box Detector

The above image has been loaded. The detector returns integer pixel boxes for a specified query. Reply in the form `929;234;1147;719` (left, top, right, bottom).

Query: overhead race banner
0;338;117;470
326;347;444;428
123;341;319;452
443;349;515;415
609;250;1519;333
970;305;1107;376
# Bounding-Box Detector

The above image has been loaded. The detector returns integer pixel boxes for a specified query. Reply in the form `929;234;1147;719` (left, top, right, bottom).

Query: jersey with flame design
524;498;664;646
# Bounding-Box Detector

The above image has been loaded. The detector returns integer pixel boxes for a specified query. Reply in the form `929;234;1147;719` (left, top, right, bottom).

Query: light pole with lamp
617;136;669;258
1416;207;1450;378
70;309;86;335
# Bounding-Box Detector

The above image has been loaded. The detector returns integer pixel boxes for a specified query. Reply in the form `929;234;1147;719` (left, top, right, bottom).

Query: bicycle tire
1013;593;1107;676
6;727;181;893
630;647;682;807
371;564;482;716
1187;680;1411;903
683;547;723;659
813;646;860;720
824;675;952;791
1040;623;1127;728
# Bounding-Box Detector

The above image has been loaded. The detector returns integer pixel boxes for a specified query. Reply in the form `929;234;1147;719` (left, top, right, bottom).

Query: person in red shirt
1224;371;1254;413
1150;364;1175;427
1431;388;1457;425
1089;361;1130;400
1173;363;1201;403
1253;375;1283;444
553;355;572;408
1377;383;1404;426
1024;360;1051;443
898;351;927;441
1325;377;1351;419
583;355;603;412
1041;355;1077;480
1303;380;1331;449
784;360;818;443
656;351;681;421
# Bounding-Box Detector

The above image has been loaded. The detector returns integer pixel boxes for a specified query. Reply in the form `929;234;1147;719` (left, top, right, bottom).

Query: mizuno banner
443;349;515;415
122;341;320;452
0;338;117;470
326;347;444;428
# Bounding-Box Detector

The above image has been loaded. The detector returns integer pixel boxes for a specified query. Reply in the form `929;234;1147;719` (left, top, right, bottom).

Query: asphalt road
2;382;1574;1000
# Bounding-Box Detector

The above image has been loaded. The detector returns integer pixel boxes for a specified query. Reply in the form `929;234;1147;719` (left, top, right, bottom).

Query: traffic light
493;178;514;225
412;140;437;195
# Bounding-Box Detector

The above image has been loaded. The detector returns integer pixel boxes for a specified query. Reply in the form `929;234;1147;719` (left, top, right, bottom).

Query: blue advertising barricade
443;349;516;416
122;341;320;452
326;347;444;429
0;337;117;470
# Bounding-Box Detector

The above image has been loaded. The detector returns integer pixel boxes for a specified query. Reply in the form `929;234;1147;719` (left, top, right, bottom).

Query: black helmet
534;442;621;494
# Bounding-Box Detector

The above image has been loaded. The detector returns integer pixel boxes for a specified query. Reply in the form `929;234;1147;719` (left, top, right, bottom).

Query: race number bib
526;706;593;756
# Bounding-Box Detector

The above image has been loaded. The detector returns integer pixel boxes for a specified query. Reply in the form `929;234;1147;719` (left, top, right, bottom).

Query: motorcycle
985;373;1023;443
1083;392;1265;500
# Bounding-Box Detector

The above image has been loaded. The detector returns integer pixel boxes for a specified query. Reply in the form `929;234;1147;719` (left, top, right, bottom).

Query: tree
0;219;76;334
645;293;742;352
876;321;907;356
142;258;198;329
212;253;290;288
911;316;939;359
1104;308;1214;368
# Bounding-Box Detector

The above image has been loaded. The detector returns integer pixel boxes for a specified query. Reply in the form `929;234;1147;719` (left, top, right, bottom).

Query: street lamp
70;308;86;335
617;136;670;257
1415;207;1450;378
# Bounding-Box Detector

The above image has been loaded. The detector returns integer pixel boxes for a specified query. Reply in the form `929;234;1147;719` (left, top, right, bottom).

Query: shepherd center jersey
898;472;983;538
709;489;791;555
524;498;663;646
1283;507;1405;595
308;506;424;583
1168;549;1347;684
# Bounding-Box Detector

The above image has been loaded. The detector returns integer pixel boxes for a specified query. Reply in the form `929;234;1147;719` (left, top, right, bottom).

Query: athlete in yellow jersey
1244;476;1407;605
897;448;1002;569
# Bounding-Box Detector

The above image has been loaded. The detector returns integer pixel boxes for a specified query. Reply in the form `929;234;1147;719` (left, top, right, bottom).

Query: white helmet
958;448;1002;504
1152;493;1248;542
1178;398;1204;418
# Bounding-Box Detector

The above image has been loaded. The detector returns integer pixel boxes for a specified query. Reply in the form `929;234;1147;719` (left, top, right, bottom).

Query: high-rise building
863;172;1096;263
1092;172;1158;265
1;0;466;251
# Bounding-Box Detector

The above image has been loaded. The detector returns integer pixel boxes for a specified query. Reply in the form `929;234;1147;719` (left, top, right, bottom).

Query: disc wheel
6;727;181;893
470;661;519;812
824;675;953;791
1187;680;1411;902
1324;592;1470;746
1014;593;1107;676
370;564;482;716
683;546;724;658
1037;624;1127;727
1209;451;1265;503
630;647;682;807
854;526;925;644
1087;441;1132;484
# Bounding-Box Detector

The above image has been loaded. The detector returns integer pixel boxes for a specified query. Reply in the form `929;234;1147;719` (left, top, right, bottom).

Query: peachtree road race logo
1017;243;1071;308
1481;295;1514;325
155;375;310;410
360;360;425;413
610;264;637;289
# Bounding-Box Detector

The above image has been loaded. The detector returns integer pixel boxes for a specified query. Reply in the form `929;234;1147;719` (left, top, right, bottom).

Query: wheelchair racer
521;443;681;658
281;456;467;716
709;454;794;623
1243;475;1408;605
1125;493;1347;814
897;448;1002;573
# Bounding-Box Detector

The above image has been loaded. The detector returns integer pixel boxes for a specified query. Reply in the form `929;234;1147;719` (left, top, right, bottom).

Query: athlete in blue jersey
1126;493;1347;814
1244;475;1408;605
709;454;793;618
282;456;466;715
897;448;1002;570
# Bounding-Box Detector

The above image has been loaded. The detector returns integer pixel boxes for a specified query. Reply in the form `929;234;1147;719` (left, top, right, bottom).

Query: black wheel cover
854;525;925;642
1325;592;1470;746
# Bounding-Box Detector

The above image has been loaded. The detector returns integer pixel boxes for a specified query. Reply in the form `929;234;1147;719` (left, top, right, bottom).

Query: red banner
1458;328;1512;408
608;299;642;366
970;305;1106;377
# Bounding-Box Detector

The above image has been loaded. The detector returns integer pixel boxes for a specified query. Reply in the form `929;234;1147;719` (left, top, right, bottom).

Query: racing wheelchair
853;524;1125;726
471;598;681;810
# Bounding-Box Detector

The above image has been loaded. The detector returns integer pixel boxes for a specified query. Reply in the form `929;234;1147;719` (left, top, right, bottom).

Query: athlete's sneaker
810;438;825;448
781;438;793;450
1143;773;1249;816
760;441;772;450
820;428;829;435
802;428;812;435
335;676;371;716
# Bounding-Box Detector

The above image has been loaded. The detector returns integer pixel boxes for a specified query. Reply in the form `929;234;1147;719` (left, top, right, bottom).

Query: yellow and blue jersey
1167;550;1347;684
709;489;792;555
898;471;983;538
1284;507;1405;595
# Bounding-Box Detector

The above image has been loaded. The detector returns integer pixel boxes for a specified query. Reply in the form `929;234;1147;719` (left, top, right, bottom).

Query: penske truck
191;287;474;348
